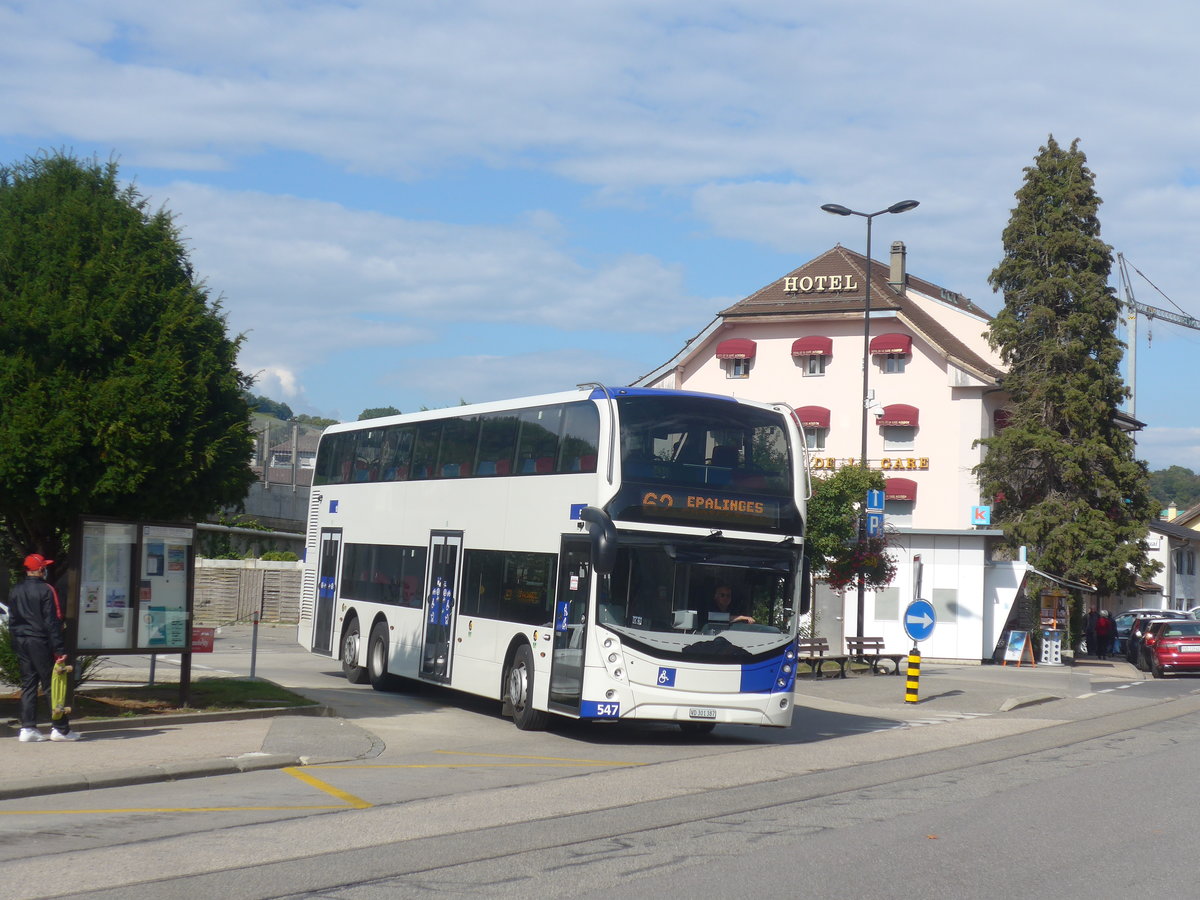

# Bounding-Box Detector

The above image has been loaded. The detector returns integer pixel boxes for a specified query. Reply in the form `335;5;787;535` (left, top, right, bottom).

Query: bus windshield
598;535;798;659
611;394;802;534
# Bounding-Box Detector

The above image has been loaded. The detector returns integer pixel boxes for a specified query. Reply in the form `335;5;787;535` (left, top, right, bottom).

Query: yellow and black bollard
904;646;921;704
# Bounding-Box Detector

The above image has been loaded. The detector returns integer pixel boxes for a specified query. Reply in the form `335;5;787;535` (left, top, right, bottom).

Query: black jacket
7;575;66;655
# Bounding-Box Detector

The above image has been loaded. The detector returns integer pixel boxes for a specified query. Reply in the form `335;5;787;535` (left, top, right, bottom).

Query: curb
0;752;305;802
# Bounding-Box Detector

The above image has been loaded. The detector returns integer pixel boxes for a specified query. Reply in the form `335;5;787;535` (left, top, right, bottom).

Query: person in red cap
8;554;81;742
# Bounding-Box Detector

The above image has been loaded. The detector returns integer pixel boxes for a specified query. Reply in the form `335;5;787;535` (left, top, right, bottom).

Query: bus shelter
65;516;198;706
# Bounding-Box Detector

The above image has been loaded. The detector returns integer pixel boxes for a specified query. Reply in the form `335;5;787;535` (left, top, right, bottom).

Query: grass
0;677;317;722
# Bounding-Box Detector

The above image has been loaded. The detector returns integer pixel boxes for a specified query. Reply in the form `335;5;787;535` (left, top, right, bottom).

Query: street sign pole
902;598;936;705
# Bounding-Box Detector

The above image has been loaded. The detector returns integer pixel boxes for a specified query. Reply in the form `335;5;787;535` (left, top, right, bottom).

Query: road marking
282;766;372;808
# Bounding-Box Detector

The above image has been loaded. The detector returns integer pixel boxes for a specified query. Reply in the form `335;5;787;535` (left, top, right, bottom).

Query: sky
2;1;1198;471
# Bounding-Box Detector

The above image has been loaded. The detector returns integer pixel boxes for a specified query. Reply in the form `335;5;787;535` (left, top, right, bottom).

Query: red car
1141;619;1200;677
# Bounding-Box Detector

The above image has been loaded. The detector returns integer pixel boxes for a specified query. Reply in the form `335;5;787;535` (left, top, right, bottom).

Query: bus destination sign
639;489;778;527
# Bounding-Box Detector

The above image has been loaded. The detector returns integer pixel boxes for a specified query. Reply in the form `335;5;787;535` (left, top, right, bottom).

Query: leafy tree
806;464;895;591
359;406;401;420
975;137;1158;595
293;413;339;428
0;152;255;564
246;393;294;421
1148;466;1200;510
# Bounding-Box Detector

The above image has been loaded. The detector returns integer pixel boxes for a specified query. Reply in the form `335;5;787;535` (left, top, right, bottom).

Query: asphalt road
4;626;1200;898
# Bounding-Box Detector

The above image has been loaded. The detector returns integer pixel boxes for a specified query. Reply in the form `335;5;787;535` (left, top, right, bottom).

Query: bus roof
323;385;779;434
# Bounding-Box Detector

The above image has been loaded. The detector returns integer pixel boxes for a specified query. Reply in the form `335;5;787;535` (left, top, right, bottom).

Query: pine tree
976;137;1158;595
0;152;255;563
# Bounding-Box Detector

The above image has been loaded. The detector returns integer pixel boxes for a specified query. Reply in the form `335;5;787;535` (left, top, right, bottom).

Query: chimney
889;241;907;289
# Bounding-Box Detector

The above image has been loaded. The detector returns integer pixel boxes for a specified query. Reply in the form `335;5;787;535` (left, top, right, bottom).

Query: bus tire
341;618;369;684
368;622;404;692
506;643;548;731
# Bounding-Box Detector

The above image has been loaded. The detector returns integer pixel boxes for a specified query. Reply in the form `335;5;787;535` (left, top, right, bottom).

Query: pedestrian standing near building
1094;610;1116;661
8;554;82;742
1084;607;1099;656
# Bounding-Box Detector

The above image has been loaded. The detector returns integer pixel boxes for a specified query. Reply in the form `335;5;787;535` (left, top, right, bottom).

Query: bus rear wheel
506;644;548;731
368;622;404;692
341;618;369;684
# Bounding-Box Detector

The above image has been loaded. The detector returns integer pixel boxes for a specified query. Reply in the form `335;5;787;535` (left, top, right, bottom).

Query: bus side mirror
580;506;617;575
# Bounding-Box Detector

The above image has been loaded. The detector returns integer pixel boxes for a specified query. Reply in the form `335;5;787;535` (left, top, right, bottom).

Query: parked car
1125;611;1192;666
1115;609;1190;656
1140;618;1200;677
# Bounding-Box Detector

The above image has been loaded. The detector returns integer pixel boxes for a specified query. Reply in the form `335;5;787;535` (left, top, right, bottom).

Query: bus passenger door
549;538;590;713
312;529;342;655
420;532;462;683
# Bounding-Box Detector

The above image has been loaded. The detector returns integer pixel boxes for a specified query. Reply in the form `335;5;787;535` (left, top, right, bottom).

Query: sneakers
18;728;46;742
50;729;82;742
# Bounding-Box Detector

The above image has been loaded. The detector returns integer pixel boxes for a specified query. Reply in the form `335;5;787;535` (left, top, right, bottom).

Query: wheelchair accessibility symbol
657;667;676;687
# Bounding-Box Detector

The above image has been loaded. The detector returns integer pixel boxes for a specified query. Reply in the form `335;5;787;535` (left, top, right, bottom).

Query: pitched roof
638;245;1003;385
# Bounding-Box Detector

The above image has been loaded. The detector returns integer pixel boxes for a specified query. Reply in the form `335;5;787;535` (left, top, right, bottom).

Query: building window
806;427;827;452
727;358;751;378
874;586;899;620
882;425;915;452
803;355;826;376
883;499;913;527
933;588;958;624
883;354;907;374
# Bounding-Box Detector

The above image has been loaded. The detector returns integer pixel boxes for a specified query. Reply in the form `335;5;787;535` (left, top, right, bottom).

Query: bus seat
477;460;497;476
442;463;461;478
520;458;537;474
496;459;512;475
535;457;554;474
710;445;739;468
579;454;597;472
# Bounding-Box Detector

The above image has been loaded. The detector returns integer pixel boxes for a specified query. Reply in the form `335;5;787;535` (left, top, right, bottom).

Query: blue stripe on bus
740;650;797;694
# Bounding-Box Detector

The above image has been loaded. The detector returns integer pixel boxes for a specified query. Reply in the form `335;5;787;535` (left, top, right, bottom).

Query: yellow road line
282;766;372;808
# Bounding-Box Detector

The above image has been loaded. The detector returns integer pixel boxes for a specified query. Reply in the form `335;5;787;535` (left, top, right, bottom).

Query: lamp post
820;199;919;640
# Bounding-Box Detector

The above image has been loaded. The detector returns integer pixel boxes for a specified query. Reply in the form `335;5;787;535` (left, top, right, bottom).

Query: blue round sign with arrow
904;598;936;642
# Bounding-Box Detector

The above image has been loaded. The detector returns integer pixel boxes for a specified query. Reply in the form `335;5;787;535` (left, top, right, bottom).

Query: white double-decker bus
297;385;808;732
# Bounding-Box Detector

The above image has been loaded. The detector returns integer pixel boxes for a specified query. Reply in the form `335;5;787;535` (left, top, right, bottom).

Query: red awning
877;403;919;427
885;477;918;501
792;405;830;429
869;333;912;355
715;338;757;360
791;335;832;357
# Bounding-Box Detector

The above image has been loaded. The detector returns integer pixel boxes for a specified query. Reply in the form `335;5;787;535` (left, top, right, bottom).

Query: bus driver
706;584;755;626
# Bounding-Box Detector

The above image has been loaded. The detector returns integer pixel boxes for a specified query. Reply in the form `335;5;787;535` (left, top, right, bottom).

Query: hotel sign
809;457;930;471
784;274;860;294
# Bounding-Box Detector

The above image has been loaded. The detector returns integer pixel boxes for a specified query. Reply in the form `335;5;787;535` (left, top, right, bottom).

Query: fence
194;558;303;625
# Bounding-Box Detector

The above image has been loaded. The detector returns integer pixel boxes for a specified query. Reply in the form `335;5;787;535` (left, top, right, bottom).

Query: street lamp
820;199;919;641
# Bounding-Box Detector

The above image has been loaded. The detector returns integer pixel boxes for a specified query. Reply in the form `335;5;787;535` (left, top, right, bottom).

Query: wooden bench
845;637;907;675
796;637;849;679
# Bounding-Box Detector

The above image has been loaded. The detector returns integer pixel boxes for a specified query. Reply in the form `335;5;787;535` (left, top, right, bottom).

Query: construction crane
1117;253;1200;417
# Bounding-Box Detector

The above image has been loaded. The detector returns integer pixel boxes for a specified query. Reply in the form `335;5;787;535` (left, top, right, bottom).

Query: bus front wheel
506;644;548;731
368;622;404;692
341;618;369;684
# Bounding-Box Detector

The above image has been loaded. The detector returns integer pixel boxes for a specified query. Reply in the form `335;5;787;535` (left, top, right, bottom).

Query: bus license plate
689;707;717;720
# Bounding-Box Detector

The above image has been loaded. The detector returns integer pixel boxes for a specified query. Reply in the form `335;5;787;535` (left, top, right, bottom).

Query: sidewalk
1;655;1145;802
